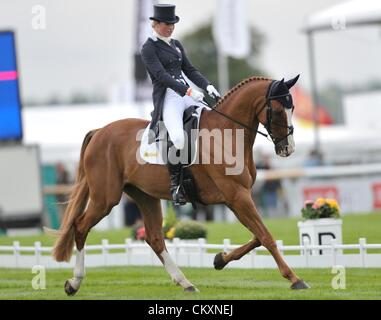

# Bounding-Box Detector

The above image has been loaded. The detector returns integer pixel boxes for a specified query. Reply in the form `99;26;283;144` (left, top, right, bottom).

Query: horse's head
257;75;299;157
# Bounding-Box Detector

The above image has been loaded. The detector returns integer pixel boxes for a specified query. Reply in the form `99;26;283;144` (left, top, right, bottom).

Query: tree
180;22;266;90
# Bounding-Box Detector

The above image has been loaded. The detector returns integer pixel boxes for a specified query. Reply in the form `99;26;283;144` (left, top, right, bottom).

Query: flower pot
297;218;343;255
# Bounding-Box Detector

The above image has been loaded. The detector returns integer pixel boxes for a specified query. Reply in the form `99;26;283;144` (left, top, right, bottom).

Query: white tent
22;103;153;164
303;0;381;32
302;0;381;156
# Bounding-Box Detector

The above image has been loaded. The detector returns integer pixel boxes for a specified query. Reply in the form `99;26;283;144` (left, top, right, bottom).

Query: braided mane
215;76;272;108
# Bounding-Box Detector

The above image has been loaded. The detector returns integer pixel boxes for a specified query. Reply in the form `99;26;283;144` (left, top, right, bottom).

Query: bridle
255;80;295;146
203;80;295;147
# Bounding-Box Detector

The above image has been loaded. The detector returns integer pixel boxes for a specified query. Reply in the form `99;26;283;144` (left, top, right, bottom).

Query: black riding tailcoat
141;36;210;143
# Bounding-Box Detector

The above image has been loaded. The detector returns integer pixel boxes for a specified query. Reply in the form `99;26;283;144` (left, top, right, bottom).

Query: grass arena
1;213;380;300
1;1;381;305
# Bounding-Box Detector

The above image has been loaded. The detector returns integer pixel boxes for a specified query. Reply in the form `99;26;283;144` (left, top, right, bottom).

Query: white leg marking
69;249;85;290
160;250;193;289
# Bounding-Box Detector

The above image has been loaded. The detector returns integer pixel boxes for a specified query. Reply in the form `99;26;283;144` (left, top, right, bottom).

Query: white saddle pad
139;106;206;166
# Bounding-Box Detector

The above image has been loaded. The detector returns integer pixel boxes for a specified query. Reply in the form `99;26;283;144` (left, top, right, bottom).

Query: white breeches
162;88;204;150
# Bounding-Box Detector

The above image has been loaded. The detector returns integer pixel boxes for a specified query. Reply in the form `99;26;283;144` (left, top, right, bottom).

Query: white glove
186;88;204;102
206;84;221;98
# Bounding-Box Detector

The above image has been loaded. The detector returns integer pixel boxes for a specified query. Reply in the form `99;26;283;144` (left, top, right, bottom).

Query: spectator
256;154;283;217
304;149;324;167
123;195;142;227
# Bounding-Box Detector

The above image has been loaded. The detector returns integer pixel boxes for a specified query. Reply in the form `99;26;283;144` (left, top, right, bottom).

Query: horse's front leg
225;189;310;289
214;237;261;270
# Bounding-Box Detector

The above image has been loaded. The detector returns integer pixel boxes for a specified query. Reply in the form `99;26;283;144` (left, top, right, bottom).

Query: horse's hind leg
125;185;198;292
65;189;122;296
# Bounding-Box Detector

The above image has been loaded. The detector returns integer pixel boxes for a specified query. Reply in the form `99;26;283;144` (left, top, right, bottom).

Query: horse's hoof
64;280;78;296
184;286;199;293
214;252;228;270
290;279;311;290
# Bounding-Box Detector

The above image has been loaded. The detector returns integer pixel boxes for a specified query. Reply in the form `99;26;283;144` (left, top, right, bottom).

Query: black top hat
149;4;180;24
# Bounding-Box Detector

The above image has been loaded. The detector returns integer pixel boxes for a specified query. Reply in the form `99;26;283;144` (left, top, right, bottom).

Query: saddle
140;105;207;208
140;105;206;166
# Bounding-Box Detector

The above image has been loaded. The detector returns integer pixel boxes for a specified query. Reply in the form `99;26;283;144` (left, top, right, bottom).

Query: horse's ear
285;74;300;89
272;78;286;95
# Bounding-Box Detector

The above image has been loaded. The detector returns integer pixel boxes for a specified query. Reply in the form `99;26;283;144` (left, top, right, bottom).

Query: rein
201;81;294;145
202;99;271;142
202;98;257;132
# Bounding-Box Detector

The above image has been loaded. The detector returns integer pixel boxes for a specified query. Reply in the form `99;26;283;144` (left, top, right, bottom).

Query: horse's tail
47;129;98;262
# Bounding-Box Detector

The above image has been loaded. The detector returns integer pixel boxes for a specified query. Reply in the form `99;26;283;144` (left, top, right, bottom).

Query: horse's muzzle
275;141;294;157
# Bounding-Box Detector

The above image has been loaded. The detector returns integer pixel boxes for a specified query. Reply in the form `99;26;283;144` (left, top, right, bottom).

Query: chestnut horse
48;76;310;296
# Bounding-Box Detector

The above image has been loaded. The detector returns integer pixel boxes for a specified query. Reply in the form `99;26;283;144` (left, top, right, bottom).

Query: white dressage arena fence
1;238;381;269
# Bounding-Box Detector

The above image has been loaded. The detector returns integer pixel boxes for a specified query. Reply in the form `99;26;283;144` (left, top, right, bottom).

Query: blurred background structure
1;0;381;234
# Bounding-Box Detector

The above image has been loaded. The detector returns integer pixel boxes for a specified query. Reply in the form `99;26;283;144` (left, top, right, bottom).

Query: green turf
0;266;380;300
0;213;380;247
1;213;380;300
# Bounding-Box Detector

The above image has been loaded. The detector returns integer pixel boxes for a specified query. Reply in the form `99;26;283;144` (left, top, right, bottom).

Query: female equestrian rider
141;4;221;206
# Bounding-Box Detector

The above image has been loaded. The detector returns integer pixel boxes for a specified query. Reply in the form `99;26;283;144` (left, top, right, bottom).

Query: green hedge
174;221;207;239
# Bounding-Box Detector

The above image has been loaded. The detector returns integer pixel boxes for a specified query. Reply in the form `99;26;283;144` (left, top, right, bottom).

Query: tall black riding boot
167;162;187;206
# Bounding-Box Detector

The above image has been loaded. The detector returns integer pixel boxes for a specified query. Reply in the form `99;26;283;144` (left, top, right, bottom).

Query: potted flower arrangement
298;198;343;255
162;204;208;254
163;206;207;241
301;198;340;220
